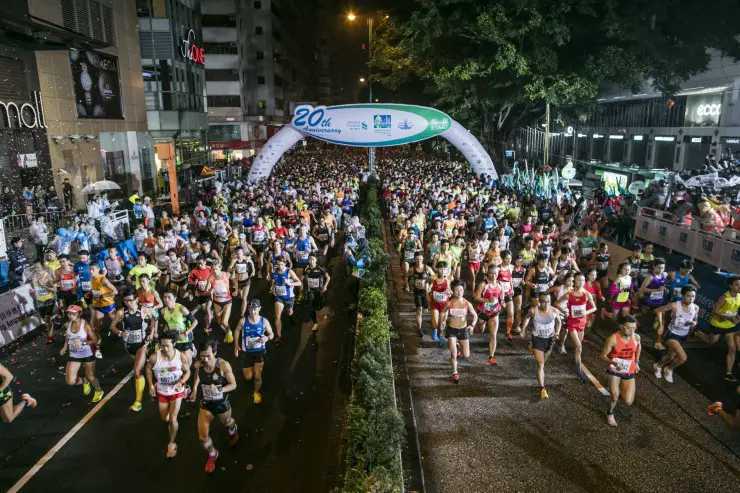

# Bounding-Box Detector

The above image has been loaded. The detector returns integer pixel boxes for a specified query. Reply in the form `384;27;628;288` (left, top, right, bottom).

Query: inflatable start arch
247;104;497;181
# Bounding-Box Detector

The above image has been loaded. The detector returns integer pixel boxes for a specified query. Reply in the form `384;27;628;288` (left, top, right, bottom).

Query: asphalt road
387;236;740;493
0;255;352;493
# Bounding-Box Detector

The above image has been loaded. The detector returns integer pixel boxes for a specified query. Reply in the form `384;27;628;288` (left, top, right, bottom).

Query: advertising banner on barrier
721;241;740;274
635;217;655;243
695;234;722;266
0;284;41;348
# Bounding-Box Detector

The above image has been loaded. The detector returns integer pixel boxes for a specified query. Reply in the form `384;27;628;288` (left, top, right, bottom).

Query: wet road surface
0;255;352;493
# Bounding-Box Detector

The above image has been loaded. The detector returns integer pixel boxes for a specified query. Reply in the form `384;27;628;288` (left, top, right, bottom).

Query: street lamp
347;11;376;174
359;77;365;82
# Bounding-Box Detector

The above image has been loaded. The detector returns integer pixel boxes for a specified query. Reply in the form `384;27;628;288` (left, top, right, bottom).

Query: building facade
0;0;154;209
137;0;209;175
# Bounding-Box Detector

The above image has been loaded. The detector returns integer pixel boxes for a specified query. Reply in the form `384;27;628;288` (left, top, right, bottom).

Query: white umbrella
82;180;121;194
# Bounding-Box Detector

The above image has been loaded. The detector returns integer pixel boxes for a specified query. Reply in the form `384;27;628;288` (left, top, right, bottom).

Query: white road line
8;370;134;493
580;363;610;396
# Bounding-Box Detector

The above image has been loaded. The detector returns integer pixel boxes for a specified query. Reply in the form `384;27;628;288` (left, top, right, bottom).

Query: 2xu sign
290;104;452;147
181;29;205;65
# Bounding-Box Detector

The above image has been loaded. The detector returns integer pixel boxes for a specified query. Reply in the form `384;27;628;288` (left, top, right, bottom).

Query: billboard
70;49;124;119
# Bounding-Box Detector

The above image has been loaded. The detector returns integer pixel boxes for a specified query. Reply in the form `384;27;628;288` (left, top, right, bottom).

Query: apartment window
61;0;117;46
258;100;266;108
275;98;284;110
103;151;126;193
255;26;263;35
206;69;239;81
207;95;241;107
254;1;262;8
202;14;236;27
257;76;265;85
256;51;264;60
274;74;283;87
203;42;238;55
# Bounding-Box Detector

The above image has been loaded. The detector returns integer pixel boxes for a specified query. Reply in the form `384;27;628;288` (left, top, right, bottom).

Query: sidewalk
386;228;740;493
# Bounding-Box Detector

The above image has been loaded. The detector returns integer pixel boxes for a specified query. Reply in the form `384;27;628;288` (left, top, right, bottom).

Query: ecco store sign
696;103;721;116
181;29;205;65
0;91;48;130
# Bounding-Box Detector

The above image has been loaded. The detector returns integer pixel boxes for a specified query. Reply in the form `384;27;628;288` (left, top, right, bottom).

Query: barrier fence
634;207;740;274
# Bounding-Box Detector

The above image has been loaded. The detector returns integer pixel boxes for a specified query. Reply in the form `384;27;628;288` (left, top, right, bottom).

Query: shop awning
0;14;110;51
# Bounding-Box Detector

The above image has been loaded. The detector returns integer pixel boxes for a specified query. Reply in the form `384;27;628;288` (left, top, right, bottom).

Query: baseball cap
66;305;83;313
248;299;261;309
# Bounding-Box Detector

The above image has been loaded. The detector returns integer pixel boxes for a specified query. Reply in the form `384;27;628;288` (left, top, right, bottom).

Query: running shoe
653;363;663;379
664;369;674;383
253;391;262;404
417;328;424;338
540;388;549;399
228;426;239;447
654;341;666;351
505;333;513;342
450;374;459;384
205;449;219;473
558;344;567;355
431;329;438;341
724;373;738;383
438;335;445;347
706;402;723;415
312;323;319;332
606;414;617;427
577;370;588;384
46;335;53;345
92;390;104;403
488;356;497;366
223;330;234;344
166;443;177;459
130;401;142;412
21;394;37;408
82;382;91;395
95;349;103;359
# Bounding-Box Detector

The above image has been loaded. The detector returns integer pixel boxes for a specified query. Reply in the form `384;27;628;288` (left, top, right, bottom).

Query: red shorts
157;391;185;403
468;261;481;271
566;319;587;332
430;300;448;312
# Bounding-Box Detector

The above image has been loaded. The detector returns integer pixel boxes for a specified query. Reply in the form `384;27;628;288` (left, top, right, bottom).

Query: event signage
0;284;42;349
0;91;48;130
70;49;124;119
181;29;205;65
686;94;722;126
290;104;452;147
17;153;38;168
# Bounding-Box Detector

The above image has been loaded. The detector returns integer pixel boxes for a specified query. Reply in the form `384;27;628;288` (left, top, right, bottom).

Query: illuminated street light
360;77;365;82
347;12;356;21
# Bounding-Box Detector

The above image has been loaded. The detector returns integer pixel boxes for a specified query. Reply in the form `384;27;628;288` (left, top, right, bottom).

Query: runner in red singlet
600;315;641;427
557;272;596;383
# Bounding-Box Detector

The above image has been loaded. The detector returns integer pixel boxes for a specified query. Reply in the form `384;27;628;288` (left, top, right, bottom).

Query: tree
371;0;740;160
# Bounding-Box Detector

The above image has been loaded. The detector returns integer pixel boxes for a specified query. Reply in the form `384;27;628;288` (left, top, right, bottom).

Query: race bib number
536;283;549;293
581;247;592;257
92;290;102;299
483;300;498;312
533;321;555;338
125;330;144;344
405;250;415;261
61;279;75;290
598;262;608;271
432;291;448;303
308;278;321;289
69;339;83;351
81;281;92;292
275;285;288;297
214;289;228;299
571;304;587;318
318;234;329;241
414;279;426;290
297;250;309;261
254;231;266;241
197;280;207;291
157;372;179;385
201;384;223;401
512;278;523;288
673;287;682;298
610;358;632;374
649;291;664;301
236;264;248;274
244;336;262;349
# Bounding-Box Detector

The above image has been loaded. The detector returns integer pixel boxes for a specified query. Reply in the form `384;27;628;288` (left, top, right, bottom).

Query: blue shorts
95;304;116;314
276;297;295;309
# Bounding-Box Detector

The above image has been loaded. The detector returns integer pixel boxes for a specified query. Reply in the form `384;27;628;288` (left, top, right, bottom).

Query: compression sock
134;376;145;403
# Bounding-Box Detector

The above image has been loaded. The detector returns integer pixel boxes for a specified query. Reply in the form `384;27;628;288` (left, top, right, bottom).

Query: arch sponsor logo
290;104;452;147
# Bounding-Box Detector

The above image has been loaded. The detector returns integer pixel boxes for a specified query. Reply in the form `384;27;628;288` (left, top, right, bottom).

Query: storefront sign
181;29;205;65
633;135;644;141
655;136;675;142
686;94;723;126
17;153;37;168
0;284;42;349
0;91;48;129
211;141;253;150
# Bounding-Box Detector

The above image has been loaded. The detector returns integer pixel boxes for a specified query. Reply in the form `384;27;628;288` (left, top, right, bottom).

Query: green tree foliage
372;0;740;151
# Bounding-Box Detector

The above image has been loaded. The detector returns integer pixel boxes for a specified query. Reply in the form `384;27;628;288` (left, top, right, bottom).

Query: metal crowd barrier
634;207;740;273
1;211;65;235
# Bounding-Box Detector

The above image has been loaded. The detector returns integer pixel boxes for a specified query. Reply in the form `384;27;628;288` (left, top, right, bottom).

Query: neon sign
181;29;205;65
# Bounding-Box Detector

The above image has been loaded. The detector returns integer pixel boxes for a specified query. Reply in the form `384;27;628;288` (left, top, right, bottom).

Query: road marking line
8;370;134;493
581;363;610;396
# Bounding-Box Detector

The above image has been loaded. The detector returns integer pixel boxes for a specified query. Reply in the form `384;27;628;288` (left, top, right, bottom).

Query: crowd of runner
2;146;739;456
378;155;739;428
1;148;366;472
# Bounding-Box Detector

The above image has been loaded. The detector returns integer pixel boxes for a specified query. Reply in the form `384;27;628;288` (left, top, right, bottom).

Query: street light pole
368;16;375;176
